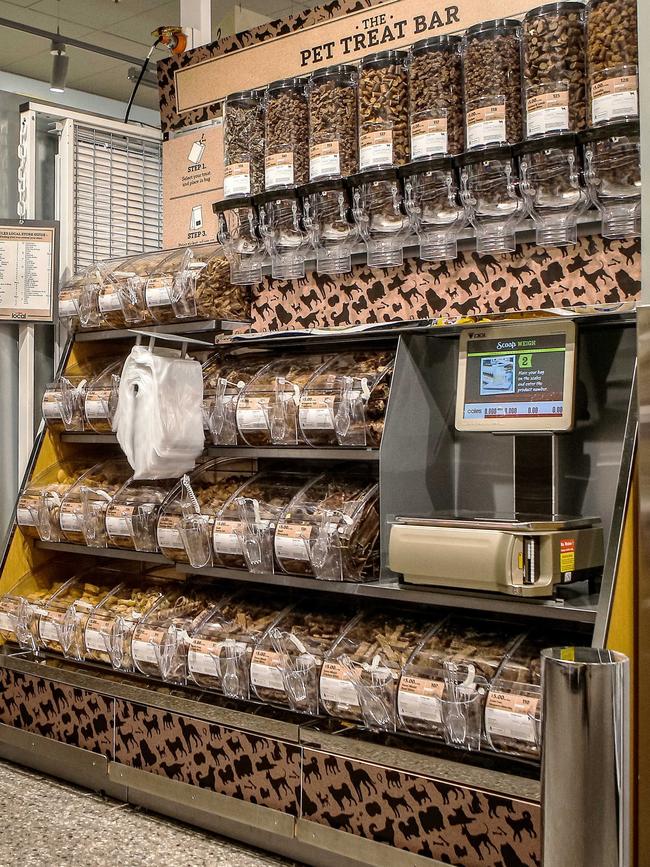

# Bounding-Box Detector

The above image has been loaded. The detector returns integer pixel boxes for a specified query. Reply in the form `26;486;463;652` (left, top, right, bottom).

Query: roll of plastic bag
114;346;204;479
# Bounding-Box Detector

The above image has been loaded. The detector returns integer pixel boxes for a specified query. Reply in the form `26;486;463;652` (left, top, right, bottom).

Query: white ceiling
0;0;316;112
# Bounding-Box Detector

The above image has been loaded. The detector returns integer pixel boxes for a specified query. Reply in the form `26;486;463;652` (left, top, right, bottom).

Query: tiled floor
0;761;299;867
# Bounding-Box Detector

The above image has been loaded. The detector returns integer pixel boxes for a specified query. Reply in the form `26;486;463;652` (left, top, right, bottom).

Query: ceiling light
49;40;68;93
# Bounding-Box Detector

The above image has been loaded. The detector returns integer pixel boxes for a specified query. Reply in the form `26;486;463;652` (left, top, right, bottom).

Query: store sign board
174;0;525;112
0;220;58;322
162;125;224;248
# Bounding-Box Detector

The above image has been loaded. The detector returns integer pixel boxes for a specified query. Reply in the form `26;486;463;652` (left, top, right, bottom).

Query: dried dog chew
58;462;129;545
462;19;523;148
17;466;84;541
265;79;309;189
250;603;351;714
37;575;118;657
408;36;464;157
308;65;358;180
358;51;409;169
224;90;265;197
586;0;638;124
105;479;174;552
523;3;587;136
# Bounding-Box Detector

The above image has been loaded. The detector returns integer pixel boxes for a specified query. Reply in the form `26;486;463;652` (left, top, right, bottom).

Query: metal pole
541;647;629;867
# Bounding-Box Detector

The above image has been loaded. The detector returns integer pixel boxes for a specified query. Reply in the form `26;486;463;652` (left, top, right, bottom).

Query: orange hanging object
152;26;187;55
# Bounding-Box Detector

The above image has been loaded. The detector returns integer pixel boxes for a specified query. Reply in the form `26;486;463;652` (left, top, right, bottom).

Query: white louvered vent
73;124;162;271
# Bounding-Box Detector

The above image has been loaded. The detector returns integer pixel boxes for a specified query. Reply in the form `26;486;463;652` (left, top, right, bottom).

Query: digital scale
388;320;605;597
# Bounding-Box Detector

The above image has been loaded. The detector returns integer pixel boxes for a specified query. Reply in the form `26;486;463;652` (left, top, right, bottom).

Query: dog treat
156;461;253;566
213;471;309;572
188;591;289;697
84;359;123;433
274;473;379;581
193;253;251;323
586;0;638;124
37;572;119;658
0;573;71;647
224;90;265;197
250;602;353;714
408;36;463;157
202;354;265;446
58;460;131;547
523;3;587;137
265;78;309;189
308;65;358;180
17;463;86;542
299;349;394;447
358;50;409;170
397;618;523;743
84;581;167;670
236;354;327;447
462;19;523;148
320;609;429;731
131;588;227;683
105;478;176;552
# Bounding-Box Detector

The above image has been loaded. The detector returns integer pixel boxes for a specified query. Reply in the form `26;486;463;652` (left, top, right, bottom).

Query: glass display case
397;618;523;750
156;460;254;567
213;470;310;573
274;471;380;581
235;354;327;447
58;459;132;548
250;601;354;714
298;349;394;447
321;609;430;732
187;591;289;698
17;461;87;543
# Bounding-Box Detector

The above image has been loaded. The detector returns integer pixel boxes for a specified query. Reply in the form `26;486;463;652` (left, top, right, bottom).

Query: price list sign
0;220;58;322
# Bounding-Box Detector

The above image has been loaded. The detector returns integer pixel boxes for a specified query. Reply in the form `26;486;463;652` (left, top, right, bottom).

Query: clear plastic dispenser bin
83;578;170;671
358;50;409;170
36;570;120;659
84;358;123;433
224;88;265;198
250;601;353;714
458;145;525;254
105;477;176;552
586;0;638;126
42;361;91;433
274;472;380;581
301;179;358;276
187;591;289;697
485;631;548;758
580;120;640;239
213;470;309;573
156;460;254;567
17;461;87;543
308;64;358;180
401;157;467;261
131;588;227;684
58;459;131;548
350;169;411;268
0;566;76;649
298;349;394;447
264;77;309;190
235;355;327;447
320;610;429;732
58;265;102;331
213;196;267;286
397;618;522;750
202;354;265;447
408;35;464;158
515;133;588;247
256;189;310;280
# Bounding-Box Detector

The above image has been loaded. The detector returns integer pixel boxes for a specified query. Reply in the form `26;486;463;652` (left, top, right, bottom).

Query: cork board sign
173;0;527;112
162;125;223;248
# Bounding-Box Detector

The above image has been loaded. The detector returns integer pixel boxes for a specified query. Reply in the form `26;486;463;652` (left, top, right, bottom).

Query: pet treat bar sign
173;0;525;113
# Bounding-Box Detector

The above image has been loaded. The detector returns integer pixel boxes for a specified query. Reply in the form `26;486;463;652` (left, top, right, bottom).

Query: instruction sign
0;220;58;321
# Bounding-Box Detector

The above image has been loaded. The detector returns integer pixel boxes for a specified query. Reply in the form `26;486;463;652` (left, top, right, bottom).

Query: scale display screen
455;321;576;432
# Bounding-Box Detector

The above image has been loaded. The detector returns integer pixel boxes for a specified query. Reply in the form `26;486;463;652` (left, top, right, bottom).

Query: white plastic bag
114;346;204;479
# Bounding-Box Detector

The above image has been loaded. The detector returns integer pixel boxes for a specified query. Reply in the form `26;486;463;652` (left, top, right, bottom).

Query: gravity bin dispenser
383;316;636;604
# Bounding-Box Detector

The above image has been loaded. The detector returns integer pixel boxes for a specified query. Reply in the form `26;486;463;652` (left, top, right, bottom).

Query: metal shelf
74;319;250;343
34;540;596;624
58;434;380;461
36;541;171;564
